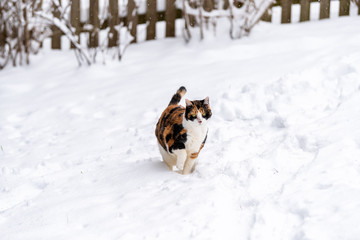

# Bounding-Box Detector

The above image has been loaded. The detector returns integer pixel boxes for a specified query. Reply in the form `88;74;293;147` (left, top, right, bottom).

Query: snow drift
1;17;360;240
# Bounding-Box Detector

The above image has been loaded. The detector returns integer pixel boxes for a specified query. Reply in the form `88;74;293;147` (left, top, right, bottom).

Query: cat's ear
185;99;192;107
204;96;210;105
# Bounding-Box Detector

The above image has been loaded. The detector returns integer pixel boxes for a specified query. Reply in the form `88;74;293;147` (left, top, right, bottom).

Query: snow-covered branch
34;11;91;65
0;0;48;68
183;0;274;40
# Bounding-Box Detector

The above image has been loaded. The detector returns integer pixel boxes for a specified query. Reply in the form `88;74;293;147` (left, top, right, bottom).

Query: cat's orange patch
155;105;186;152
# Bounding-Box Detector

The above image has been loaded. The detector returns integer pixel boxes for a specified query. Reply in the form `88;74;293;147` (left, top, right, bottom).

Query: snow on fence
49;0;183;49
47;0;360;49
49;0;272;49
0;0;359;64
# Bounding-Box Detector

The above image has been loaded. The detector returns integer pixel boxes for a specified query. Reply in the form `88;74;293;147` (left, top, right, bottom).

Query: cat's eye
192;114;196;117
202;113;206;116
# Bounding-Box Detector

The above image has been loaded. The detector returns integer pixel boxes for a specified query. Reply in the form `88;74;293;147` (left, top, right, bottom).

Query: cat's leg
158;144;175;170
183;151;201;174
191;162;197;173
163;155;176;171
182;154;197;175
185;143;205;173
173;149;187;171
163;153;176;171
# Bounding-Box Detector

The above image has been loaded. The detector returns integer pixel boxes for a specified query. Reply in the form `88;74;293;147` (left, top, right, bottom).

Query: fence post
146;0;157;40
0;8;5;47
203;0;214;27
319;0;330;19
203;0;214;12
70;0;80;49
24;2;30;64
109;0;119;47
89;0;99;47
34;0;43;48
51;2;61;49
0;31;4;47
188;1;197;28
127;0;138;43
300;0;310;22
281;0;292;23
339;0;350;16
165;0;176;37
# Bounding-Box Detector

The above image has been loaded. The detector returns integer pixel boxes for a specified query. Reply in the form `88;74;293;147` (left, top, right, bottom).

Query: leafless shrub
0;0;50;69
182;0;273;41
0;0;134;69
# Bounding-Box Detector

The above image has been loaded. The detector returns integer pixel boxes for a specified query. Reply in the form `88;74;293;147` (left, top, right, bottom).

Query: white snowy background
1;4;360;240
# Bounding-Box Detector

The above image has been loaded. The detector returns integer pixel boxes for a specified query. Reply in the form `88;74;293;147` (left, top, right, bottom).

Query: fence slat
261;7;273;22
165;0;176;37
188;2;197;28
127;0;138;43
108;0;119;47
146;0;157;40
89;0;99;47
281;0;292;23
0;24;5;47
51;2;61;49
47;0;359;49
319;0;330;19
70;0;80;49
339;0;350;16
203;0;214;12
300;0;310;21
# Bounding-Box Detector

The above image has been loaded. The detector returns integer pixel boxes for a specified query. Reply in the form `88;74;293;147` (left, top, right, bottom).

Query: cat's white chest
183;120;208;153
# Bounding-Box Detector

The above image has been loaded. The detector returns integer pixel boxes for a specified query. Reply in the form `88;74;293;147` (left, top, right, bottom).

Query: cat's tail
168;86;187;106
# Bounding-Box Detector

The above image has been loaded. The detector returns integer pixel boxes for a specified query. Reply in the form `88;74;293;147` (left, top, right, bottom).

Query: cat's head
185;97;212;125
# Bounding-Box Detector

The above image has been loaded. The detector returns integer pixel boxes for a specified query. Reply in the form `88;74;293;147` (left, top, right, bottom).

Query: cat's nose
198;120;202;124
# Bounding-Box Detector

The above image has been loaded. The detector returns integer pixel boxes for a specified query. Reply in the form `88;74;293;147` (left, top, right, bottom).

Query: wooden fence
51;0;360;49
266;0;360;23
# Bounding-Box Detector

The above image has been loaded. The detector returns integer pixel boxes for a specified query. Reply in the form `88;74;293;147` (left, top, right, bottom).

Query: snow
1;16;360;240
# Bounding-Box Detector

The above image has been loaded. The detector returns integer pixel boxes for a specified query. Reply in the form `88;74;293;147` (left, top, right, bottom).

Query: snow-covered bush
0;0;273;69
0;0;50;69
0;0;134;69
183;0;273;41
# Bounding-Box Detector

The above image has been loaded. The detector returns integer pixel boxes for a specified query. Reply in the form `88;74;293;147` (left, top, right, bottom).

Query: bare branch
35;11;91;65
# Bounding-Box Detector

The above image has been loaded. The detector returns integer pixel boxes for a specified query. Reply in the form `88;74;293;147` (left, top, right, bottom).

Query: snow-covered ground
1;16;360;240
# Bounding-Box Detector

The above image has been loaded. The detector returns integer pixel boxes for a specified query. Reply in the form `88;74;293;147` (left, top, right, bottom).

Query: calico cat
155;86;212;174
